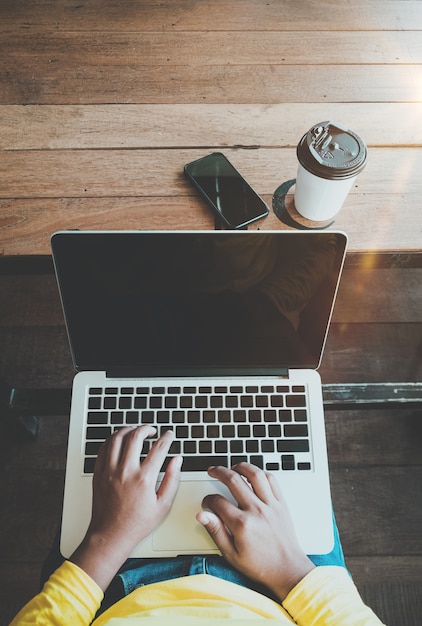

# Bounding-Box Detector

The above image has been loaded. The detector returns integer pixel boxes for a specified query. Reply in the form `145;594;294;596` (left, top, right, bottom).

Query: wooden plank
0;275;63;327
0;564;41;626
348;556;422;584
358;582;422;626
1;64;422;105
0;327;74;388
320;322;422;383
0;471;63;561
1;0;422;32
2;31;422;67
2;103;421;150
323;383;422;409
333;269;422;323
325;409;422;465
0;192;420;256
0;415;68;471
1;148;421;198
330;466;422;555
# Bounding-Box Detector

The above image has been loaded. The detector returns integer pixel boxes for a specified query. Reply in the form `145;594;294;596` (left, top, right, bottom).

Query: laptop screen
51;231;347;375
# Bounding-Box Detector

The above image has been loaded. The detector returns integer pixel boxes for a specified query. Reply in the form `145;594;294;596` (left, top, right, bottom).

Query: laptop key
85;441;102;455
294;409;308;422
199;441;212;453
284;424;309;437
86;426;111;440
215;440;228;453
134;396;147;409
210;396;223;408
230;440;243;453
277;439;310;453
83;457;97;474
88;397;102;409
176;425;189;438
282;454;296;470
218;410;231;422
230;455;248;466
246;440;259;453
87;411;108;424
298;462;312;470
278;410;293;422
182;455;228;471
286;394;307;407
126;411;140;424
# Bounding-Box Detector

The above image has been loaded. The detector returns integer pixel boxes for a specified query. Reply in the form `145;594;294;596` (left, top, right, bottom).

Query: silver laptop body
51;230;347;558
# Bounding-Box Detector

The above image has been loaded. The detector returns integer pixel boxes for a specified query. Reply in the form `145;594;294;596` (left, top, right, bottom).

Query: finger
119;425;156;471
232;462;275;504
207;465;259;510
101;426;132;469
156;455;183;508
141;429;175;477
265;470;286;502
93;434;110;474
201;492;242;529
196;510;235;558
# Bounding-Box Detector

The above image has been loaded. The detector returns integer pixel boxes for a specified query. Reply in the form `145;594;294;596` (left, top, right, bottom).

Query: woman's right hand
197;462;314;601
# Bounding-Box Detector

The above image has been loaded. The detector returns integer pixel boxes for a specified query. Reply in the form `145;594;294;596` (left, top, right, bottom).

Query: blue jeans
41;510;346;614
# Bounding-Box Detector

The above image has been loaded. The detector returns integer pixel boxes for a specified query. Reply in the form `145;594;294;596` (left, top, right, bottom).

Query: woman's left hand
70;426;182;591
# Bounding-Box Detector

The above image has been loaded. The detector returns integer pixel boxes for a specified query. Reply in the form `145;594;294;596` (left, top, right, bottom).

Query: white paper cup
295;121;367;221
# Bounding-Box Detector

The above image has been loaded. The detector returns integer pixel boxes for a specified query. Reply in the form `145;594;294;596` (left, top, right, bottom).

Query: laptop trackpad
152;479;235;553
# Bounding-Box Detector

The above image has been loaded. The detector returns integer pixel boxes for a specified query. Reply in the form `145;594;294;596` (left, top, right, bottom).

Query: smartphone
184;152;269;229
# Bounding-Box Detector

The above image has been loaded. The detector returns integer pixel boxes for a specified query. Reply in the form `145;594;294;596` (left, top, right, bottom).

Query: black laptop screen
51;231;347;375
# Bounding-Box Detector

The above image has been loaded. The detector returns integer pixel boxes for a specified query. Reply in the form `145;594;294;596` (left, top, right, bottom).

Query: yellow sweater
10;560;384;625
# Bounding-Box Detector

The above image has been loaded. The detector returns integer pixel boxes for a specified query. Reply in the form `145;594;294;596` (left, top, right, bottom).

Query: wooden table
0;1;421;259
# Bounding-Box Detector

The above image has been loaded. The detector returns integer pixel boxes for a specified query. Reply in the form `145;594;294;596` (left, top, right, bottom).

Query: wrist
271;555;315;602
70;530;133;592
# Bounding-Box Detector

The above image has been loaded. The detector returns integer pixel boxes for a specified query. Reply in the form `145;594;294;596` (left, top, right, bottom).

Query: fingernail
197;512;210;526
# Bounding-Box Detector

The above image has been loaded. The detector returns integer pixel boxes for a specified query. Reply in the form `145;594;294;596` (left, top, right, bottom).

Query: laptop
51;230;347;559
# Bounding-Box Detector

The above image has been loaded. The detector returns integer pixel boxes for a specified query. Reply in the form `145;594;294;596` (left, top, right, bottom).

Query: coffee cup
294;121;367;221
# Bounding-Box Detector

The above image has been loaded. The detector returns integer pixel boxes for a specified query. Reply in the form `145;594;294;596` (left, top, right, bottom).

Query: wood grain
2;31;422;66
2;63;422;105
1;148;421;197
0;192;420;256
2;104;421;150
1;1;422;32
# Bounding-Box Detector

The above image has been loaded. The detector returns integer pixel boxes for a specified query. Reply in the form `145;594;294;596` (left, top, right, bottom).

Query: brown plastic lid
297;121;367;180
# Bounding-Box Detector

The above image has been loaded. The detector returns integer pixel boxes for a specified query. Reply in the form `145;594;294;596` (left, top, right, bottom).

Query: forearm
283;566;385;625
9;560;103;626
69;527;134;592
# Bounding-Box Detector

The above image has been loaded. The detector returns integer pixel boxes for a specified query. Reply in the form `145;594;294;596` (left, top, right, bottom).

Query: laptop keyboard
83;383;313;475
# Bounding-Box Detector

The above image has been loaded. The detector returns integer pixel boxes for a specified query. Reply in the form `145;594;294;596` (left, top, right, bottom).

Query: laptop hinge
105;367;290;379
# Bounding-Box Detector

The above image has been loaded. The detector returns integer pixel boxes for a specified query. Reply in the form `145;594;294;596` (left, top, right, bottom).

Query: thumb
196;511;233;556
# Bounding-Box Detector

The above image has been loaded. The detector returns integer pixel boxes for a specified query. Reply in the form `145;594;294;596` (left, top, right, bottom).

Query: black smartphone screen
184;152;269;229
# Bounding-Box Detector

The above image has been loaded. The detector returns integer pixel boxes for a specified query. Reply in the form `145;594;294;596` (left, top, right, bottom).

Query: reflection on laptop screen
52;231;346;375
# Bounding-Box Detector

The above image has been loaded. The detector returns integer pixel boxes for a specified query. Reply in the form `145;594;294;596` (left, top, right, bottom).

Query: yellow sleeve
9;560;103;626
283;566;385;625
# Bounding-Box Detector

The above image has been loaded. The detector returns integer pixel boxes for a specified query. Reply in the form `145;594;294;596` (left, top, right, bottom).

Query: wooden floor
0;264;421;625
